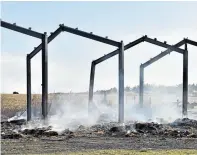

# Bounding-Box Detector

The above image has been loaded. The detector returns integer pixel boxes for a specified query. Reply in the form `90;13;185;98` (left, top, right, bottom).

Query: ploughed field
2;118;197;154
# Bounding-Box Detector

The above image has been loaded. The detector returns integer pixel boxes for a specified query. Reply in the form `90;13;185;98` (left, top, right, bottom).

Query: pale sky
1;1;197;94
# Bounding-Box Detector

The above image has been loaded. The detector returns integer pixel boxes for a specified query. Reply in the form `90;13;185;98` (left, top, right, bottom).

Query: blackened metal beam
144;37;185;54
94;36;145;64
182;43;188;117
41;33;48;119
61;25;120;47
186;39;197;47
119;41;124;123
139;65;144;107
88;61;96;114
142;40;185;68
29;26;62;58
1;20;43;39
26;55;31;121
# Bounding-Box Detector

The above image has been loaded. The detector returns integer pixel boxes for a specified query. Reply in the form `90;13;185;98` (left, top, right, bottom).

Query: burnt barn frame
140;39;197;117
0;20;48;121
88;35;186;122
26;24;123;122
2;19;195;123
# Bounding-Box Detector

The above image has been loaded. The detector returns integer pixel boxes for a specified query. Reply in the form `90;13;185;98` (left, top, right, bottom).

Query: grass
28;149;197;155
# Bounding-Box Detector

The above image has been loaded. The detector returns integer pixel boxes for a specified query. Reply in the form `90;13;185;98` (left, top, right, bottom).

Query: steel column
41;33;48;119
88;61;95;113
182;43;188;117
119;41;124;123
139;64;144;107
26;55;31;121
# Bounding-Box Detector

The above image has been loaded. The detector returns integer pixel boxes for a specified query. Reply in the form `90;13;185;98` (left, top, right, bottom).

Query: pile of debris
1;119;26;139
2;118;197;139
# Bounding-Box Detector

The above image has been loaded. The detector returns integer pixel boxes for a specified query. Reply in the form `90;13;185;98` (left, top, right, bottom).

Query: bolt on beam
29;26;62;58
144;37;185;54
94;36;145;64
142;39;185;68
1;20;43;39
61;25;120;47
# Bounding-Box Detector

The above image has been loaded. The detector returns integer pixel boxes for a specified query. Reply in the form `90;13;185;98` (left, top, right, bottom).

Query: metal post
139;64;144;107
26;55;31;121
42;33;48;119
119;41;124;123
88;61;95;113
182;43;188;117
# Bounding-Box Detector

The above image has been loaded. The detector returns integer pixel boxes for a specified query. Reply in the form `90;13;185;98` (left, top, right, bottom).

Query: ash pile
2;117;197;140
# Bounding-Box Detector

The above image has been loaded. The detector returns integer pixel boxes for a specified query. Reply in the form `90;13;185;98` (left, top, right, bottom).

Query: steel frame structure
140;38;197;116
0;20;48;121
88;35;186;123
27;25;62;121
27;24;123;121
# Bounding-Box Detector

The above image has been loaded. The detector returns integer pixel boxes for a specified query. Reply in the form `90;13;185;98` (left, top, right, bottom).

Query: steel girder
1;20;43;39
0;20;48;121
26;24;122;121
140;38;197;116
88;35;186;123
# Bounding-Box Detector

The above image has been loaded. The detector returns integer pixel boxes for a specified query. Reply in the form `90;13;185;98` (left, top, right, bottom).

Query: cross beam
185;39;197;46
93;36;185;65
26;23;121;121
89;35;186;123
29;26;63;58
94;36;145;64
0;20;47;121
140;38;197;116
142;39;185;68
61;25;120;47
1;20;43;39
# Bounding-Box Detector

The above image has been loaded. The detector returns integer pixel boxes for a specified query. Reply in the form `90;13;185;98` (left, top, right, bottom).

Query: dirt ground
2;118;197;154
2;136;197;154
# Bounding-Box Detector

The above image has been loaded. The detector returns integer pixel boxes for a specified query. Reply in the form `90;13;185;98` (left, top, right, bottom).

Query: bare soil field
2;118;197;154
1;94;197;154
2;136;197;154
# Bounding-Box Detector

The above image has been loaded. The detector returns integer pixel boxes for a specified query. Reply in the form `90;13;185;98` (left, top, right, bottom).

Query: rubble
170;118;197;129
1;117;197;139
21;126;59;137
1;130;23;139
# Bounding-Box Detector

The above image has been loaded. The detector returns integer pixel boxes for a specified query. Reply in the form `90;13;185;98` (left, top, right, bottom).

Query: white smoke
9;90;197;132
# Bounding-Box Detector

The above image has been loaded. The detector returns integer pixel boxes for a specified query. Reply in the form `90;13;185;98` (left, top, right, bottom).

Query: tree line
95;84;197;96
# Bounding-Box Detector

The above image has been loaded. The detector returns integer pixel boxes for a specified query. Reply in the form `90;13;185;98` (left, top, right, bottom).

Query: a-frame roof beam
29;26;62;58
144;36;184;54
94;36;145;64
61;25;120;47
186;39;197;47
1;20;43;39
142;39;185;68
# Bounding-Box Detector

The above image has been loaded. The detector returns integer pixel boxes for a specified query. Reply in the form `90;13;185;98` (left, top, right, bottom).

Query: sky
1;1;197;94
